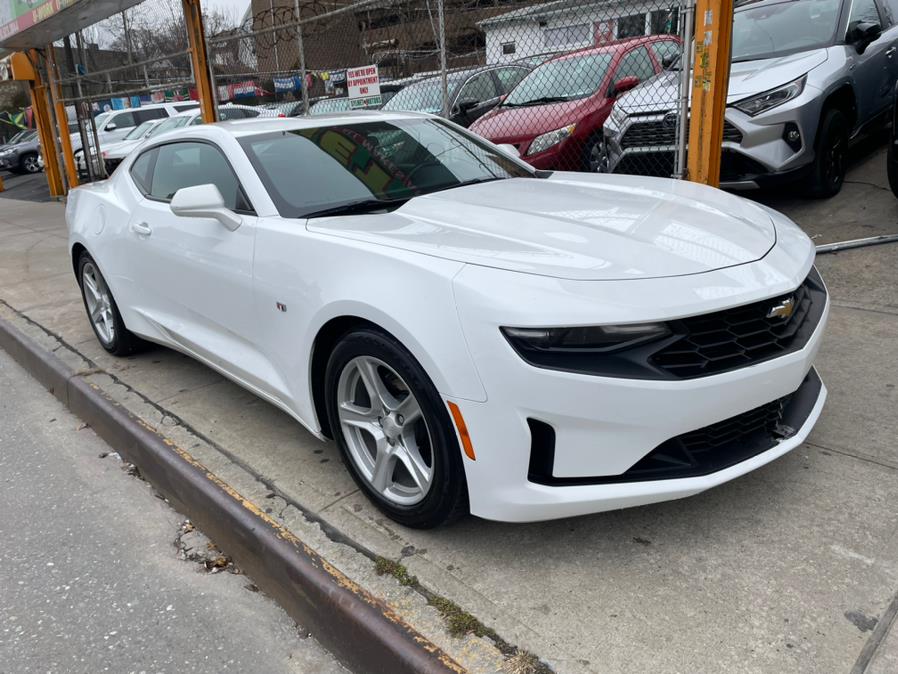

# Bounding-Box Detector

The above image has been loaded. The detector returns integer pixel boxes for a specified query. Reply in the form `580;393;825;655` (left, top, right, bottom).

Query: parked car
309;97;352;115
382;64;533;126
469;36;680;172
77;119;164;175
67;112;828;527
0;128;37;151
0;134;42;174
71;101;199;153
605;0;898;197
97;110;204;175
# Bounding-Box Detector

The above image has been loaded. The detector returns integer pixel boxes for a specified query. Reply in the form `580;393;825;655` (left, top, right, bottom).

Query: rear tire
77;252;146;357
807;109;848;198
324;328;468;528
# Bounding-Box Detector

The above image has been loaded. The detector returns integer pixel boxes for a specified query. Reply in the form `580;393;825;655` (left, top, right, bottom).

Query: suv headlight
527;124;576;156
733;76;806;117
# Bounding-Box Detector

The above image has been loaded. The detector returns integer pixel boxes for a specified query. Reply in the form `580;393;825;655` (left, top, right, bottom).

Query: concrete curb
0;314;465;674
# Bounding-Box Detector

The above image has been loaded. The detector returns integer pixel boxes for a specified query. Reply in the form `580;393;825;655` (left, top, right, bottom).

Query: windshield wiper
503;96;572;108
426;177;506;195
304;197;410;219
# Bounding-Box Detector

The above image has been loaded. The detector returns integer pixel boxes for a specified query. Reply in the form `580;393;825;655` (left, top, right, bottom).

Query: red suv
469;36;680;172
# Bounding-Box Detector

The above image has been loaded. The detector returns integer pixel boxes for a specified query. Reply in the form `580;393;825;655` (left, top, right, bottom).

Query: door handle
131;221;152;236
887;47;896;57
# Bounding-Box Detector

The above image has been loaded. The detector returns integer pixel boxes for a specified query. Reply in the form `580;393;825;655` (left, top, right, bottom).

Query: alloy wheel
336;355;434;506
23;155;40;173
81;262;115;345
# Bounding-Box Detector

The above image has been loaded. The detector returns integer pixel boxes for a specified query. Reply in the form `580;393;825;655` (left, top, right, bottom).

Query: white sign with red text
346;64;382;109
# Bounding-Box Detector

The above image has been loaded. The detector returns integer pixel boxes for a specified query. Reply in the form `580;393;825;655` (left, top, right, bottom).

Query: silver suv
604;0;898;197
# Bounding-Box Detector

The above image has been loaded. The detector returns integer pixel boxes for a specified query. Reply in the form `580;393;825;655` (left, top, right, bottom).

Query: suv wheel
19;152;41;174
808;109;848;198
324;328;469;528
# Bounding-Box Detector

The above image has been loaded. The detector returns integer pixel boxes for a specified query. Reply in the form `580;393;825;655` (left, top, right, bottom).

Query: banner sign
273;75;302;93
0;0;81;43
346;64;382;110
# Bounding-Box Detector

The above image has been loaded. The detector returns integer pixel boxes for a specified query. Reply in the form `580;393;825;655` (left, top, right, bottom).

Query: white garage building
479;0;681;64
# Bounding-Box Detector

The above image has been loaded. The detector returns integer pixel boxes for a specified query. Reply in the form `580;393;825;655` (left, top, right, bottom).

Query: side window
457;72;498;104
134;108;167;124
614;47;657;85
494;67;529;93
848;0;883;33
173;104;199;113
650;40;681;67
108;111;136;130
190;116;204;125
148;142;251;212
130;148;157;195
884;0;898;23
243;108;261;118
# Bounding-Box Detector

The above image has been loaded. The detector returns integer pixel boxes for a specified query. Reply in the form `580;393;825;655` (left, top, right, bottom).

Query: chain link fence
46;0;199;181
207;0;693;175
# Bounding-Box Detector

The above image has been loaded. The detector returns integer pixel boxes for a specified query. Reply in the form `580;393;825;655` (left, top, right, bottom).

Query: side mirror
849;21;882;53
105;122;117;131
455;98;480;115
661;53;680;70
496;143;520;158
610;76;640;98
170;184;242;231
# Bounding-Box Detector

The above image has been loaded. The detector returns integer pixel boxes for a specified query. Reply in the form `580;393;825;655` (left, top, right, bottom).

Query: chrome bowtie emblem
766;296;796;320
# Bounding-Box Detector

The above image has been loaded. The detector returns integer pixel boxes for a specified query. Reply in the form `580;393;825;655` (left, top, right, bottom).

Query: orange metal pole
46;46;79;189
687;0;734;187
29;50;65;198
182;0;217;123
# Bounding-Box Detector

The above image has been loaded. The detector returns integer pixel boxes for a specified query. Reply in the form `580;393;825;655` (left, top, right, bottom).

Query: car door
125;140;266;390
102;110;138;143
451;71;500;126
848;0;894;120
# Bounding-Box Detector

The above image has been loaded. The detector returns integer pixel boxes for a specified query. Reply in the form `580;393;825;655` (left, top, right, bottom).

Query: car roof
209;111;431;138
549;35;677;61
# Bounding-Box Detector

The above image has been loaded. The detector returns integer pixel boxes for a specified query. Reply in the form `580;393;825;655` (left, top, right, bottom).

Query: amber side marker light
447;401;476;461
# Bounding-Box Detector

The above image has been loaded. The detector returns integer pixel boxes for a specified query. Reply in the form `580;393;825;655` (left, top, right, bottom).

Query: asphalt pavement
0;348;347;674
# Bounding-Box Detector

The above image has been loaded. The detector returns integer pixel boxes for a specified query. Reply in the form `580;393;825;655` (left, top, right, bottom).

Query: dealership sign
0;0;80;42
346;64;381;110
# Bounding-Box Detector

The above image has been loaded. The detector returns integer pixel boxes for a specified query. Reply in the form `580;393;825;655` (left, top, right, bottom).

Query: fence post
687;0;734;187
46;46;79;189
294;0;310;115
674;1;695;179
182;0;217;123
438;0;448;118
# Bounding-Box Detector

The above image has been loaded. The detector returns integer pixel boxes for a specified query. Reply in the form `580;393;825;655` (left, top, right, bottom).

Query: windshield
382;79;460;114
239;118;534;218
309;98;352;115
148;115;193;137
504;53;614;106
124;120;156;140
732;0;841;62
6;129;30;144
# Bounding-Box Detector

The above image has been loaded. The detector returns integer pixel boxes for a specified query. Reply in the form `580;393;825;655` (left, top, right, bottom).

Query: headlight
733;76;806;117
527;124;576;156
607;104;627;129
503;323;670;352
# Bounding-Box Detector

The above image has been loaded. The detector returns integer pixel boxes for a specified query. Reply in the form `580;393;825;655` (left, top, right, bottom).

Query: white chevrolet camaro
66;112;829;528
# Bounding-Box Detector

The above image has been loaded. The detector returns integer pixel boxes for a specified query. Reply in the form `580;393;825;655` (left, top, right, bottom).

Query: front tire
77;252;145;356
807;109;848;198
324;328;468;528
19;152;41;174
583;134;604;172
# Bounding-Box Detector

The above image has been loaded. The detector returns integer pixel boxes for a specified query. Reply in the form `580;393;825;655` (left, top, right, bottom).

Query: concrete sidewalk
1;168;897;672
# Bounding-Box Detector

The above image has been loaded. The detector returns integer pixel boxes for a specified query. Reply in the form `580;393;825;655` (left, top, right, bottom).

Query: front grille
527;369;822;487
620;118;742;150
651;269;826;379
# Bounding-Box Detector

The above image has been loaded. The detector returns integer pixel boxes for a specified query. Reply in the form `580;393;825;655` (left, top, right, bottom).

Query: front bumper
604;90;822;186
450;262;829;522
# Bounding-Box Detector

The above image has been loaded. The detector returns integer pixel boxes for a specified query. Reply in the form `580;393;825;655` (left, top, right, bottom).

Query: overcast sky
203;0;252;21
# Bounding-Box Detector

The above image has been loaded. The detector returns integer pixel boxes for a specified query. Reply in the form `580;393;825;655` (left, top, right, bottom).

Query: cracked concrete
1;141;898;673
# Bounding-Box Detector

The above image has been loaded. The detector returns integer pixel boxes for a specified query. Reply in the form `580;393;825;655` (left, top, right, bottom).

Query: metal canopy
0;0;146;50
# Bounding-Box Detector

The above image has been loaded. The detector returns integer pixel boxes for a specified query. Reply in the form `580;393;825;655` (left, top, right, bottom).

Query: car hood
615;48;829;114
471;98;594;141
104;139;142;159
306;173;777;281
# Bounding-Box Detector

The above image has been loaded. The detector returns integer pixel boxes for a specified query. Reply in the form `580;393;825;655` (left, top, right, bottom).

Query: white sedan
66;112;829;527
